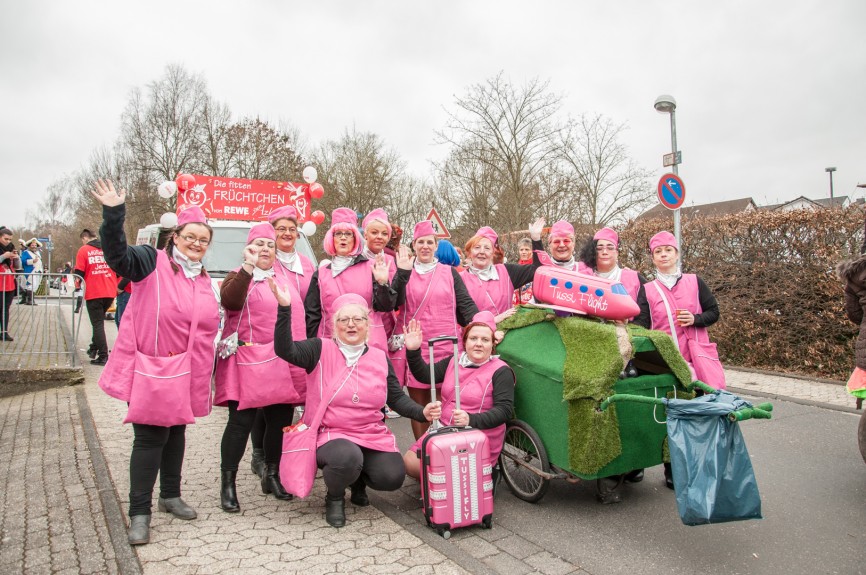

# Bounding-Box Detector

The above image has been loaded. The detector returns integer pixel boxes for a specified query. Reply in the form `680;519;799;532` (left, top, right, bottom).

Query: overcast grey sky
1;0;864;228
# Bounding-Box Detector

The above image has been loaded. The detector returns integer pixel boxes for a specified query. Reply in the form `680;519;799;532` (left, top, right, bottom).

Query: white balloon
301;221;317;236
160;212;178;229
302;166;318;184
157;181;178;199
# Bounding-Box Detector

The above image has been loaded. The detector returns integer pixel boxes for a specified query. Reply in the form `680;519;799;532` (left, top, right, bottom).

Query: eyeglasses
336;316;368;325
275;226;297;234
550;239;572;246
179;234;210;246
333;231;354;239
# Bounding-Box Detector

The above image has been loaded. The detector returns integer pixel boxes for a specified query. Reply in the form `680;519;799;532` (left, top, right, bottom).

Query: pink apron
410;357;509;459
274;253;315;302
644;274;711;378
460;264;513;316
214;269;304;409
304;340;398;452
398;264;461;390
317;261;389;351
98;250;220;421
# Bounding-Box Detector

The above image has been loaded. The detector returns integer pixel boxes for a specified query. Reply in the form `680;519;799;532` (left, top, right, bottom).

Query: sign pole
669;108;681;249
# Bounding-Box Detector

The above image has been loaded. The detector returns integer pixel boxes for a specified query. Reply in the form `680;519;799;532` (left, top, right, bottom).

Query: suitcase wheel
482;517;492;529
437;528;451;539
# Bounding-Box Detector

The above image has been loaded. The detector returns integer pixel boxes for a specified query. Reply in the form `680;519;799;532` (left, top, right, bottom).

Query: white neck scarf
655;268;682;290
330;255;354;277
458;352;498;368
251;266;275;282
552;256;576;270
469;264;499;281
276;249;304;275
362;246;379;261
596;265;622;282
335;339;366;366
172;249;202;279
414;258;439;275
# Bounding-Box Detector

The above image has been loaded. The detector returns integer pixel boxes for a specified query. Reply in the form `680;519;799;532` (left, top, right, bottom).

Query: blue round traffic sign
657;173;686;210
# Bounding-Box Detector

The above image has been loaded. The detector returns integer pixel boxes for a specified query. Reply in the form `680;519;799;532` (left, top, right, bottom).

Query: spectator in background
75;228;118;365
0;227;19;341
513;237;535;305
61;261;72;295
19;238;43;305
384;224;403;259
434;239;464;272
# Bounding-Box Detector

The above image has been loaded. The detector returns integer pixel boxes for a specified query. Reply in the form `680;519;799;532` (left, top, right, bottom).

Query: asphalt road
387;398;865;575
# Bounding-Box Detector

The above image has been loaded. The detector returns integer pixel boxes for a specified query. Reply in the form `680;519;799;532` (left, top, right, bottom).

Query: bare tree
435;72;563;234
559;114;655;225
312;128;406;220
225;117;305;181
198;97;235;176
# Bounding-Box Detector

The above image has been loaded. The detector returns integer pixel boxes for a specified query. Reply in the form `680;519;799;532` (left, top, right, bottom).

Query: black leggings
220;402;293;470
316;438;406;497
129;424;186;517
250;409;265;449
0;290;13;334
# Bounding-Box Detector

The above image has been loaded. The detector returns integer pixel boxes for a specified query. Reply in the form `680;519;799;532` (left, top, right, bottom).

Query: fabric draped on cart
498;306;695;475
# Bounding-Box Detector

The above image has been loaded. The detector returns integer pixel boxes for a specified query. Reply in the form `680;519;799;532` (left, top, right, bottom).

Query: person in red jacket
0;226;19;341
74;228;118;364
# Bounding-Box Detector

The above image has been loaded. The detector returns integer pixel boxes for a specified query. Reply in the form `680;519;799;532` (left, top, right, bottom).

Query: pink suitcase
419;336;495;538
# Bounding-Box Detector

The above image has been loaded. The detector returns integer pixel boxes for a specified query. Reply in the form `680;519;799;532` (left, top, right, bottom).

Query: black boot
261;463;293;501
350;478;369;507
325;494;346;528
220;470;240;512
250;447;265;478
663;462;674;490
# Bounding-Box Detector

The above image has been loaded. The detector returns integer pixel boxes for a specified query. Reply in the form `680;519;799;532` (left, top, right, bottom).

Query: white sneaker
384;406;401;419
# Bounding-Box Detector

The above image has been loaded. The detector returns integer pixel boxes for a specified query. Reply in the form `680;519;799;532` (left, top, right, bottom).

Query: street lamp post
654;95;680;246
825;167;836;204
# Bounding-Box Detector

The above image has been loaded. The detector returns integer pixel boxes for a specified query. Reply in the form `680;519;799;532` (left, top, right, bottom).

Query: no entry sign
657;173;686;210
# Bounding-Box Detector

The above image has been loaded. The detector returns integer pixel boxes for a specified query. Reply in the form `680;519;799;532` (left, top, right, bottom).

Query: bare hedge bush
615;207;865;380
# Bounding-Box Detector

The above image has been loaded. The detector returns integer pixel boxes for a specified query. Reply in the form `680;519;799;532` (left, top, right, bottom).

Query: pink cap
413;220;436;241
362;208;392;235
268;205;298;224
649;231;678;252
323;207;362;257
593;227;619;248
332;293;369;315
470;310;497;334
549;220;574;238
474;226;498;246
177;205;207;227
247;222;276;244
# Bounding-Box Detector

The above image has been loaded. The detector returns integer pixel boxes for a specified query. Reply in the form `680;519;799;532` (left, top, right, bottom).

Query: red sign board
425;208;451;239
177;175;311;222
656;173;686;210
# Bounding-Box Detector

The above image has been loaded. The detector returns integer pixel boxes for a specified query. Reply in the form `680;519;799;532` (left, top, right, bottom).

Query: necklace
350;368;360;403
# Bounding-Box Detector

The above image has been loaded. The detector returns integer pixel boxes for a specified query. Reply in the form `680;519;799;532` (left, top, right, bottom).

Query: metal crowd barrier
0;272;86;368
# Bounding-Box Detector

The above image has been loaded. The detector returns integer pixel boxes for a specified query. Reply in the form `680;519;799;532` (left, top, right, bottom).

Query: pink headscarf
268;205;299;224
549;220;574;239
593;227;619;248
413;220;436;241
247;222;276;244
332;292;369;314
323;207;363;257
362;208;392;235
177;205;207;227
469;310;496;334
473;226;498;246
649;231;679;252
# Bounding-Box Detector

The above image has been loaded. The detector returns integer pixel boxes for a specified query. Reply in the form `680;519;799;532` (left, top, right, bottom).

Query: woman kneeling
272;283;440;527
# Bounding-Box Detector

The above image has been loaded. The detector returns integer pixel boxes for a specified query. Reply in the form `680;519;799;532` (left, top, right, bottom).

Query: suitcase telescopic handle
427;335;463;423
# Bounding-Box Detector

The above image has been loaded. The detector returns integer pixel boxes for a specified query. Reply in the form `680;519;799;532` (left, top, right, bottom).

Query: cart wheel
859;410;866;465
499;419;550;503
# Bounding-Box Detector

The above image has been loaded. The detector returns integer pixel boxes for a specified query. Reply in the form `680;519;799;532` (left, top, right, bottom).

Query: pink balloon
309;183;324;199
175;173;196;192
311;210;325;225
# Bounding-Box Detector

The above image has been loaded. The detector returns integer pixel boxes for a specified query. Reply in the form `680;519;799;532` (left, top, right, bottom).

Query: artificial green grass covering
626;324;694;389
498;306;694;476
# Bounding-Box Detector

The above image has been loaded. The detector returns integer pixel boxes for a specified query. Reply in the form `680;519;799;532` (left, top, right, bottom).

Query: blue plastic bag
664;391;763;526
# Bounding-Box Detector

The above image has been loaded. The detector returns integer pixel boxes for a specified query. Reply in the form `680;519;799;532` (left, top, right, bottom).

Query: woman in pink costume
304;207;396;351
392;220;479;440
576;226;646;305
459;219;544;322
215;223;299;512
272;288;440;528
401;311;515;479
92;180;220;546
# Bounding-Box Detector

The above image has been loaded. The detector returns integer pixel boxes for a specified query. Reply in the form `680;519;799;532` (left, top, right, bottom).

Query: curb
726;365;846;387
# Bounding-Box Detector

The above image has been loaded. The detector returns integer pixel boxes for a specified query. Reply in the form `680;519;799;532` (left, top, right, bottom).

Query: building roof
638;197;757;220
